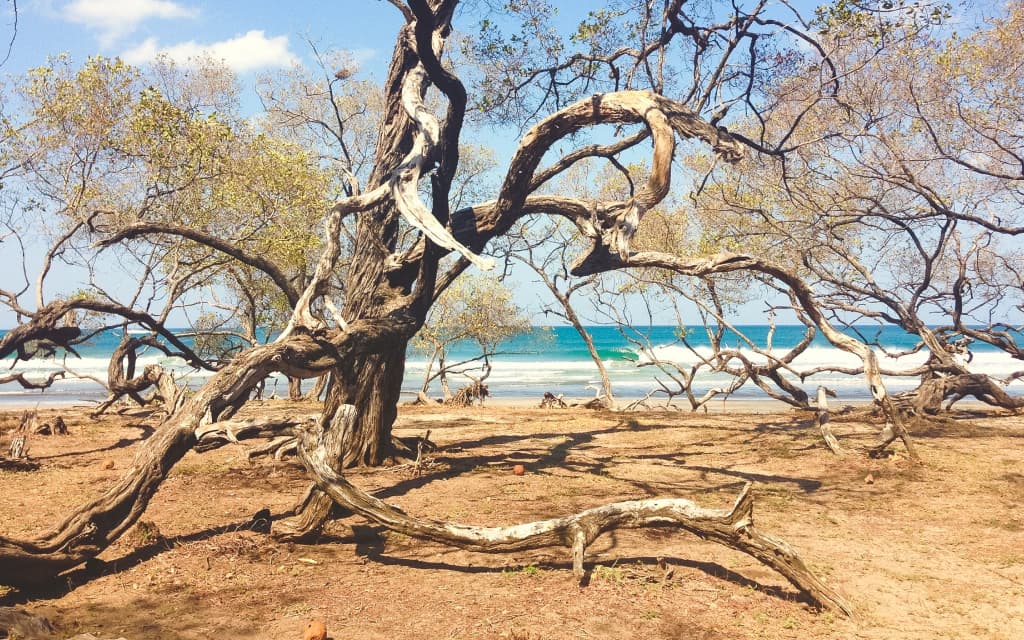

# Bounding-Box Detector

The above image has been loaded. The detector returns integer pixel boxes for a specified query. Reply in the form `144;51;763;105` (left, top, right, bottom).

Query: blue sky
4;1;404;82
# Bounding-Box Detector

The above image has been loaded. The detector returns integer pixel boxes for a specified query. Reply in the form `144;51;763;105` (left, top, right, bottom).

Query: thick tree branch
0;371;65;390
0;298;212;371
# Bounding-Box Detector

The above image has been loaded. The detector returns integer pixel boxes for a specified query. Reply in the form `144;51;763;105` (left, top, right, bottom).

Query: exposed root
295;408;853;617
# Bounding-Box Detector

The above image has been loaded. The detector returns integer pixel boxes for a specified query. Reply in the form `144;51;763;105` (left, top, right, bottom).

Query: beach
2;400;1022;639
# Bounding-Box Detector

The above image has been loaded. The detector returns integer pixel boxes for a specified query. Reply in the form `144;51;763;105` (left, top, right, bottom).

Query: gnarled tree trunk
274;346;408;539
908;373;1024;414
335;349;407;467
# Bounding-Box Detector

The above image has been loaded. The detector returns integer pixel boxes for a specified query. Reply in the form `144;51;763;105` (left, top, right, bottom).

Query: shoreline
0;393;876;414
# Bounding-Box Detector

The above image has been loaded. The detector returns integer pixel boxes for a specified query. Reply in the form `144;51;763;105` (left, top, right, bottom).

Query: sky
3;1;402;80
0;0;801;328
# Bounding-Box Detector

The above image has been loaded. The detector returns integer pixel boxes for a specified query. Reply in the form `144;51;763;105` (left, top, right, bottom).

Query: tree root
295;410;853;617
193;414;318;453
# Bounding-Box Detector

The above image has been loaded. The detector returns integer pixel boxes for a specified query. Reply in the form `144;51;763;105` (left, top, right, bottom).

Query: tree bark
273;346;407;539
334;348;406;467
288;376;303;401
303;373;329;402
816;386;845;456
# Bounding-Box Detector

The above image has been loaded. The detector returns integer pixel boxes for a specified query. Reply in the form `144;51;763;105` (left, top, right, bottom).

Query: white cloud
121;30;300;73
63;0;199;47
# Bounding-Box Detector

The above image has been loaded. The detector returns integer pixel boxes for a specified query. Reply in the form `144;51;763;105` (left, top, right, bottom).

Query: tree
682;2;1024;414
5;0;946;613
412;272;530;402
0;54;332;403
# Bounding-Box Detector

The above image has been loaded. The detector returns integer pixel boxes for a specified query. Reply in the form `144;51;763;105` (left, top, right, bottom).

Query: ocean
1;325;1021;407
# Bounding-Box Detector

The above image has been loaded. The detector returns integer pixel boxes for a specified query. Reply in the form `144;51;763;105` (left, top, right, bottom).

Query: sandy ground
1;400;1022;639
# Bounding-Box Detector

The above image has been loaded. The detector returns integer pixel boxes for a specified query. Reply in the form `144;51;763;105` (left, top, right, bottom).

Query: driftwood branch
295;406;852;616
816;386;845;456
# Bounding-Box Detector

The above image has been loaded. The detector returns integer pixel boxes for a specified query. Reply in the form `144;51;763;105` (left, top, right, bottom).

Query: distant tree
684;2;1024;414
0;55;332;403
412;273;530;402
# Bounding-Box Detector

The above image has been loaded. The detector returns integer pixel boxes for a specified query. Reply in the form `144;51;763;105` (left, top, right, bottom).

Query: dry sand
1;400;1022;639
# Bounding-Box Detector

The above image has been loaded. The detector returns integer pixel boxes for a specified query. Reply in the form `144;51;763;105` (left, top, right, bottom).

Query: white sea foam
639;344;1023;378
4;340;1022;404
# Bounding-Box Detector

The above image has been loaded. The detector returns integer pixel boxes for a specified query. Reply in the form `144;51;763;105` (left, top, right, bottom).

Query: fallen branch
816;386;845;456
296;406;853;616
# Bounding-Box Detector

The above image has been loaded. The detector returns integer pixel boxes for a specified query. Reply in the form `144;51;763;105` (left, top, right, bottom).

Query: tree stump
7;411;36;460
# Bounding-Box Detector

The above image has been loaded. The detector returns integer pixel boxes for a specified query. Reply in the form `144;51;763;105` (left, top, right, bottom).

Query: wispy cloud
121;30;300;73
63;0;198;47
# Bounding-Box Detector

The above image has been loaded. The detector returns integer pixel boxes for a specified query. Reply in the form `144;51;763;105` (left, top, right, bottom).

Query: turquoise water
2;325;1021;405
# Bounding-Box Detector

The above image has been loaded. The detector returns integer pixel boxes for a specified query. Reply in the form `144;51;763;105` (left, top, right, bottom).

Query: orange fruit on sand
513;464;526;476
302;619;327;640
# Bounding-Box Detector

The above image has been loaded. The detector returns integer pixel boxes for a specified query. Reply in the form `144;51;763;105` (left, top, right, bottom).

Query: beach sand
1;400;1022;639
